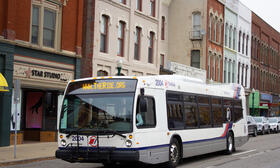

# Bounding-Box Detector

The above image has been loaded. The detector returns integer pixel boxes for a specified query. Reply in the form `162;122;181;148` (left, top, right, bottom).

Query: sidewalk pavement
0;142;58;167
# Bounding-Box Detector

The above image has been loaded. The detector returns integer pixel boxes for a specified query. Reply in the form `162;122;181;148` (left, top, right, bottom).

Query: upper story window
238;31;241;52
191;50;200;69
100;15;109;53
225;23;228;46
193;12;201;38
233;28;236;50
120;0;126;5
160;54;164;67
148;32;155;63
161;16;165;40
242;33;245;54
150;0;156;17
246;35;249;56
134;27;142;60
229;26;232;48
31;1;60;49
136;0;142;11
118;21;125;56
209;14;212;40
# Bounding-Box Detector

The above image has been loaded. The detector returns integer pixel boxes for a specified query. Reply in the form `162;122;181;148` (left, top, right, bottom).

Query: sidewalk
0;142;57;166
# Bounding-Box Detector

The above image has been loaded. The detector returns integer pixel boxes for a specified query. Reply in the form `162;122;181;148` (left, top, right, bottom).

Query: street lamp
117;60;123;76
252;88;255;116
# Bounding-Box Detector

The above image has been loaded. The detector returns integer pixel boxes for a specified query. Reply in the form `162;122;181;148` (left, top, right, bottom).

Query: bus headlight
61;139;66;146
125;140;132;147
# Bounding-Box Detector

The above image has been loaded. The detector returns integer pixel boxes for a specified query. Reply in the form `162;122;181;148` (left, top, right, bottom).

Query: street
2;133;280;168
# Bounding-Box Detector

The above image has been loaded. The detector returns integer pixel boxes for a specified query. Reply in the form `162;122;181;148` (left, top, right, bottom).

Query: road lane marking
233;149;256;156
239;151;264;159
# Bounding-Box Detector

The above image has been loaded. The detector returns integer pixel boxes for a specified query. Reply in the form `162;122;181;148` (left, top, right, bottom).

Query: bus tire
167;138;181;168
225;132;235;155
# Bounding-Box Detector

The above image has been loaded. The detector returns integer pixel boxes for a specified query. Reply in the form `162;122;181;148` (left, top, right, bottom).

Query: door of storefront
23;89;61;142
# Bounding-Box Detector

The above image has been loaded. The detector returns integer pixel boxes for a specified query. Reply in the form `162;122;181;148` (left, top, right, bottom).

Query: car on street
247;115;258;137
253;116;270;135
268;117;279;133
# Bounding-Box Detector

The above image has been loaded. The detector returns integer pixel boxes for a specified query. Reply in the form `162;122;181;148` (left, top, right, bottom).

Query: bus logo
88;136;97;147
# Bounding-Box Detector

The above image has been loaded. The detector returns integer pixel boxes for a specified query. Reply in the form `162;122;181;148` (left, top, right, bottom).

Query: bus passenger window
184;104;198;128
136;97;156;128
167;103;184;130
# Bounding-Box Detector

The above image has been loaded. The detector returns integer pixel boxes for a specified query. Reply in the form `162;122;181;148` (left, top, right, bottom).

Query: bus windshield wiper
97;129;126;138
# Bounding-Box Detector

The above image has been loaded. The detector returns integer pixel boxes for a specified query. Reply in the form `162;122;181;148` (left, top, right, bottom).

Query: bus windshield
59;93;134;133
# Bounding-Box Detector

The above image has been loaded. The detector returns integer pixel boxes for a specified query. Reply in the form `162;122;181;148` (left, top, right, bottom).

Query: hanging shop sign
13;63;74;83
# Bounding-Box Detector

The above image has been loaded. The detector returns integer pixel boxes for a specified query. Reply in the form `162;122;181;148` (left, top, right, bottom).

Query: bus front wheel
225;132;235;154
168;138;181;168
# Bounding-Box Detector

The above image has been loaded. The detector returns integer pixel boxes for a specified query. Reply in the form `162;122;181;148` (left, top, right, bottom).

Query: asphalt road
2;133;280;168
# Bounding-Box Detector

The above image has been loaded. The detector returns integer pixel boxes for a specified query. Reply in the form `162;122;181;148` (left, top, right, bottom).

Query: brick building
207;0;225;83
250;12;280;117
0;0;83;146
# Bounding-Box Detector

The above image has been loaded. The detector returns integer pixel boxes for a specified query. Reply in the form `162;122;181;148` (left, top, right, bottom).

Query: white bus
56;75;249;168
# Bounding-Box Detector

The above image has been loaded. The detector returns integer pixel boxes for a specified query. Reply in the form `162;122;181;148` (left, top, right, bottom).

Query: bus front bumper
55;147;139;163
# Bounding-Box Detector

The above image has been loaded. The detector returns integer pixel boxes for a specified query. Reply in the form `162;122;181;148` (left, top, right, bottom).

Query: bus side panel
134;88;170;164
182;138;226;158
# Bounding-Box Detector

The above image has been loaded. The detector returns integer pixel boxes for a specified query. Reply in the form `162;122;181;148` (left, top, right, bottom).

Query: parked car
247;115;258;137
268;117;279;133
253;116;270;135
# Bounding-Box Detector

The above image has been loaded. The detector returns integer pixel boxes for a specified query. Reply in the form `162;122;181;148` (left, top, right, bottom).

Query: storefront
249;90;260;116
0;42;80;146
11;53;78;143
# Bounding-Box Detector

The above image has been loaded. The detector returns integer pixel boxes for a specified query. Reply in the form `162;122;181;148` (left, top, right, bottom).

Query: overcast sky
239;0;280;33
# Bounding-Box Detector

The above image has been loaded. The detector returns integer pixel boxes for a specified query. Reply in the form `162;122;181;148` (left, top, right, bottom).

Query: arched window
229;26;232;48
225;23;228;46
238;31;241;52
97;70;108;77
209;14;213;40
233;28;236;50
161;16;165;40
242;33;245;54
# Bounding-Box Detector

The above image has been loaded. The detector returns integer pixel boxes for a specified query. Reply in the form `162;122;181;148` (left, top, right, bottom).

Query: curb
0;156;56;167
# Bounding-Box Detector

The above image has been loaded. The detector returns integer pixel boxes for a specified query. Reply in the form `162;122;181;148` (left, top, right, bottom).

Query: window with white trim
100;15;109;53
31;1;60;49
118;21;125;56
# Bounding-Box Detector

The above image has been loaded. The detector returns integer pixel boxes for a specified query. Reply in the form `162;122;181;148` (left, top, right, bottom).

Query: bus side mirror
226;108;231;121
139;97;147;113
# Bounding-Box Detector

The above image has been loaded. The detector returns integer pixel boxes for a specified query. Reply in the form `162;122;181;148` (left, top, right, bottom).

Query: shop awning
0;73;9;92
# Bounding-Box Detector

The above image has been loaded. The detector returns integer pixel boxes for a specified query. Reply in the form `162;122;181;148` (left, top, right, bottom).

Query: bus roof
69;75;244;99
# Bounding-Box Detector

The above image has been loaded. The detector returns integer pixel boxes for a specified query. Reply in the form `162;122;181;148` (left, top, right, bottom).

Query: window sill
0;38;79;58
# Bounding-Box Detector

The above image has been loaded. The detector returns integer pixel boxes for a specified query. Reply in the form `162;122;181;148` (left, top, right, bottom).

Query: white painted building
236;1;251;89
92;0;169;76
224;0;251;89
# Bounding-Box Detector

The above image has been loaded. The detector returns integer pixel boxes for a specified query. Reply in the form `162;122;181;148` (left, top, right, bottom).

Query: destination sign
66;79;137;95
82;81;126;90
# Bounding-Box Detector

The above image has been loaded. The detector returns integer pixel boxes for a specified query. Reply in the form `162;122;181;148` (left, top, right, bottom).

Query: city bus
55;75;249;168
